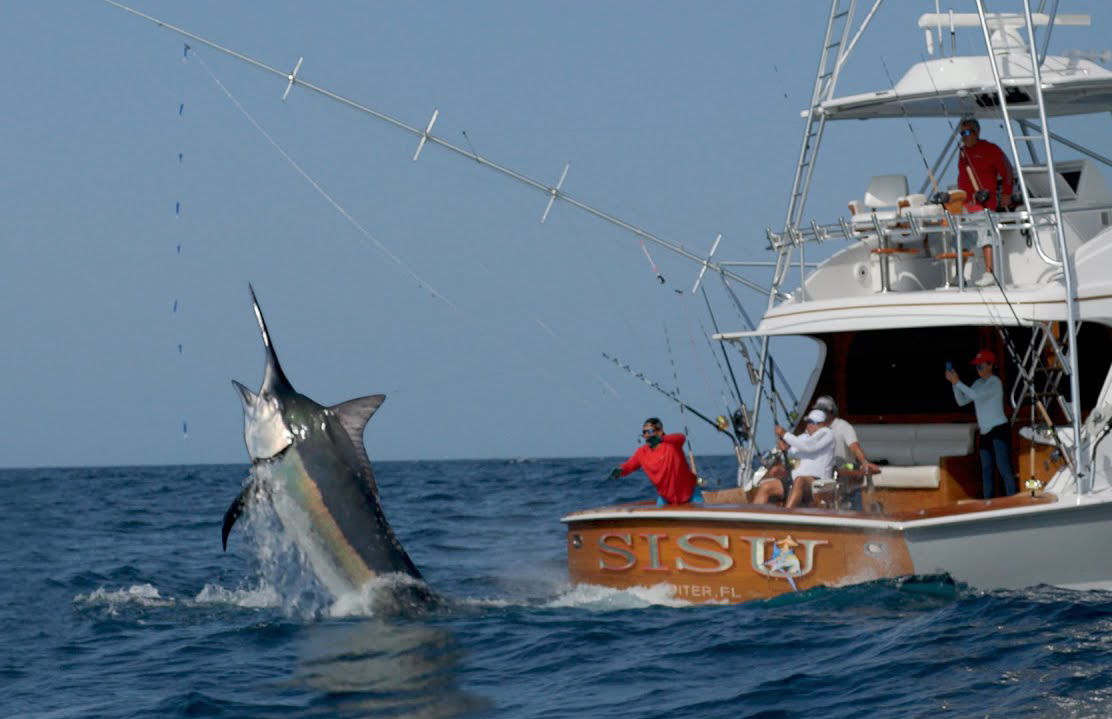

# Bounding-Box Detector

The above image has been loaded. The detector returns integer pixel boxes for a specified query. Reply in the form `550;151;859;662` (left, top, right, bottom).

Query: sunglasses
960;129;976;137
642;428;658;435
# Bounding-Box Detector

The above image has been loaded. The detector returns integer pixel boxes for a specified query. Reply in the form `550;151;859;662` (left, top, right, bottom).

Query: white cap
805;409;827;424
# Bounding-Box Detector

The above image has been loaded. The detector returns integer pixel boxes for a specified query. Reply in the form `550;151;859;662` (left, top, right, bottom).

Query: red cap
970;349;996;365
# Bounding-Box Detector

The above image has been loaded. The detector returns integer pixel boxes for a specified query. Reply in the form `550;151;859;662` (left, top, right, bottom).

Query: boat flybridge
562;2;1112;603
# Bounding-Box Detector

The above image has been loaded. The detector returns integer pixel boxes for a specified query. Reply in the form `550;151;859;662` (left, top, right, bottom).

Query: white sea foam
193;582;283;609
73;583;173;613
544;582;694;610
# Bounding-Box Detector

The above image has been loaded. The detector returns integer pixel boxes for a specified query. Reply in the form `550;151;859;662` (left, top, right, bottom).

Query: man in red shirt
609;417;703;505
957;117;1014;284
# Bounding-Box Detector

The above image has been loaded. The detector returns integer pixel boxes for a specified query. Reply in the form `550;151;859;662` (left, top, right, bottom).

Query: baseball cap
970;349;996;365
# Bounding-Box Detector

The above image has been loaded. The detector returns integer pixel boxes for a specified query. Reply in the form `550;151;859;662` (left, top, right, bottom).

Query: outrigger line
602;353;744;449
641;240;666;284
101;0;778;300
880;56;941;195
718;274;798;421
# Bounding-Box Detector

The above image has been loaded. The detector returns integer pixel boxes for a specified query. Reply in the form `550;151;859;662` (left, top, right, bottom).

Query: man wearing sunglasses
945;349;1017;498
607;417;703;506
957;117;1014;285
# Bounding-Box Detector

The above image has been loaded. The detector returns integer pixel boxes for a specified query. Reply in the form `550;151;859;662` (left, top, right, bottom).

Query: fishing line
662;323;689;440
719;273;798;414
676;292;719;416
192;50;628;435
880;55;940;194
194;54;460;312
174;42;190;440
640;240;665;284
699;285;746;410
601;353;740;448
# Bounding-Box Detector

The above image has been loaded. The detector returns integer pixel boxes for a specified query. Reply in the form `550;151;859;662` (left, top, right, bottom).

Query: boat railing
768;199;1112;294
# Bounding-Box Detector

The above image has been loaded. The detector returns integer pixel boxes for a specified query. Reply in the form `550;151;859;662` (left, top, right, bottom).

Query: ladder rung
1014;135;1045;142
832;11;849;19
826;41;841;50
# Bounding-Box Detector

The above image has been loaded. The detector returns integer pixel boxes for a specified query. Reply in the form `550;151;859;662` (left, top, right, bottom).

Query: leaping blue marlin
222;286;423;597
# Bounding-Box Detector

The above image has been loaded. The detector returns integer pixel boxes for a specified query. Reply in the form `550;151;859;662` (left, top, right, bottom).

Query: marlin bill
222;286;423;598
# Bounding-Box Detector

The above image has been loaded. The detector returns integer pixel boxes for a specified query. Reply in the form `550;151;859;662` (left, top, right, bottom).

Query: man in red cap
945;348;1017;498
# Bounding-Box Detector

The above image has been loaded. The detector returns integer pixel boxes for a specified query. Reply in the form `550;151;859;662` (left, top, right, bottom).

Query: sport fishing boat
562;2;1112;603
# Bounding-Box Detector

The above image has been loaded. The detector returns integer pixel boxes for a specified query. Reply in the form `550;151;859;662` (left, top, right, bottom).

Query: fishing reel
757;450;782;469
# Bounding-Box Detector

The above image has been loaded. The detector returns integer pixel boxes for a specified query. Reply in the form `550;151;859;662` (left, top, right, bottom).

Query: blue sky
2;1;1107;467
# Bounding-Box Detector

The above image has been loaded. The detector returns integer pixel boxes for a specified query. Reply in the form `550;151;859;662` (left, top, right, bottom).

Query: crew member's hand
974;189;991;205
863;461;882;475
945;369;959;384
773;423;786;438
607;468;621;481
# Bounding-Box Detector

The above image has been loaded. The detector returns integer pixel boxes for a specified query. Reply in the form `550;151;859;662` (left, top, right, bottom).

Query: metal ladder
1009;321;1074;426
974;1;1067;261
783;0;855;232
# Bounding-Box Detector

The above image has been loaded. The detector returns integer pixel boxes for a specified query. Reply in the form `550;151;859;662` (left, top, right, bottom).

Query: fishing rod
102;0;779;300
602;352;743;449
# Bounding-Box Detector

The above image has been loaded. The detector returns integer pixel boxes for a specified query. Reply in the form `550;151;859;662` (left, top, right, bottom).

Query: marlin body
222;286;422;596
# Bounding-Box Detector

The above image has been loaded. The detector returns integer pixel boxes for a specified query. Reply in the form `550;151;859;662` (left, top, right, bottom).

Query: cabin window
825;324;1112;421
840;327;984;417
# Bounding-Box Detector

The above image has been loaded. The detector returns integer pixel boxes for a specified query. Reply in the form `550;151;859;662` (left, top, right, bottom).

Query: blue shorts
656;487;704;507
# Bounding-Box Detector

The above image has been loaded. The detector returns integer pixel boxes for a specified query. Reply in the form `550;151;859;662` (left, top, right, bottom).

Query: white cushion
870;465;941;489
906;203;944;218
854;423;975;466
851;210;899;230
899;193;928;209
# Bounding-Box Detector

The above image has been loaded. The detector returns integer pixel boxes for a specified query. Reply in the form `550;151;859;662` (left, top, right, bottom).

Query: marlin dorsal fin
332;394;386;495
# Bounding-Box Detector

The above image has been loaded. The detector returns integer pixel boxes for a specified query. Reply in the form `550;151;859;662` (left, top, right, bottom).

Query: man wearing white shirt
752;409;835;508
946;348;1017;498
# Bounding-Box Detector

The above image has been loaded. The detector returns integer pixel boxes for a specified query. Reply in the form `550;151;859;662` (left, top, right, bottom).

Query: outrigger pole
602;353;746;450
102;0;779;300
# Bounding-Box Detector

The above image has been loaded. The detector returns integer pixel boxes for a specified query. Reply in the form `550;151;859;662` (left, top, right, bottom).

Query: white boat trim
561;495;1096;532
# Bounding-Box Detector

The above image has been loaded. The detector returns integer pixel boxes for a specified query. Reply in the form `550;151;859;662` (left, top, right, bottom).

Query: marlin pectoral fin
332;394;386;496
222;481;256;551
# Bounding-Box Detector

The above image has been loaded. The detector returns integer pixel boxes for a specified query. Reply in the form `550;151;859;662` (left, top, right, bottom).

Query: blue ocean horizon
3;457;1111;718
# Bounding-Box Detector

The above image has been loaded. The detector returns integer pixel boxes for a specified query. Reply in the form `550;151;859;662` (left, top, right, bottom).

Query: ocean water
3;457;1112;719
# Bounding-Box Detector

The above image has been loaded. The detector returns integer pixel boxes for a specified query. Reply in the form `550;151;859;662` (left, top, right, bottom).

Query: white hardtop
818;13;1112;120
